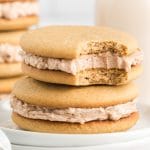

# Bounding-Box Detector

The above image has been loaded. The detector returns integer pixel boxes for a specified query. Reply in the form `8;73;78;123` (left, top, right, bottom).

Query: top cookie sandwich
0;0;39;31
21;26;143;86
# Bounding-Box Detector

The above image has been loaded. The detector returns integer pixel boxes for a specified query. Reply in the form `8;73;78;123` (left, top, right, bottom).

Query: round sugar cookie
12;112;139;134
0;76;21;93
13;77;138;108
0;30;26;44
0;63;22;78
0;16;38;31
20;26;138;59
22;63;142;86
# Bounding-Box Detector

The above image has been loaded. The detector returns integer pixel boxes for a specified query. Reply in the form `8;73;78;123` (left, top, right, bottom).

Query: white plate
11;137;150;150
0;130;11;150
1;99;150;147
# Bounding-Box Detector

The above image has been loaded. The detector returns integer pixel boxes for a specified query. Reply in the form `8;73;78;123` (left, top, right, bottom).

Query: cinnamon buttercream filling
0;43;22;63
0;1;39;20
23;50;143;75
11;96;137;124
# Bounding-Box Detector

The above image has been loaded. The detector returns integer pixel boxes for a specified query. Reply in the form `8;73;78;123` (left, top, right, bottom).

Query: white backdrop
96;0;150;103
39;0;95;25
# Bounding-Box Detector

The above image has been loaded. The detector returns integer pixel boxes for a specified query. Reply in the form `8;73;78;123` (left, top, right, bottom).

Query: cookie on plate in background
11;77;139;134
0;30;25;94
21;26;143;86
0;0;39;31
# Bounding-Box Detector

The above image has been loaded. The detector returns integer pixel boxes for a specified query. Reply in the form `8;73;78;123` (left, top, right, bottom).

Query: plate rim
1;126;150;147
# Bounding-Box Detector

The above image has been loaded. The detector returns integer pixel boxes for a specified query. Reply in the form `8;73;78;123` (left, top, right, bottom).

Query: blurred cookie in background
0;30;25;94
0;77;21;94
0;0;39;31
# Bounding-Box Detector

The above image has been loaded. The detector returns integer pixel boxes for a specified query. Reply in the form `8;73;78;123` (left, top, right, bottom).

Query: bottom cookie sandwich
11;77;139;134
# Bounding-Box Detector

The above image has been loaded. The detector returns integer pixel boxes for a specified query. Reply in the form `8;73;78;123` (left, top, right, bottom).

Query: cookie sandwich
21;26;143;86
0;30;25;93
0;0;39;31
11;77;139;134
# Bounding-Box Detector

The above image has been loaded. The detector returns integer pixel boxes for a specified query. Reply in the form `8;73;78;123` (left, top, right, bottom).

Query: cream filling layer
0;43;22;63
12;97;137;124
0;1;39;20
23;51;143;75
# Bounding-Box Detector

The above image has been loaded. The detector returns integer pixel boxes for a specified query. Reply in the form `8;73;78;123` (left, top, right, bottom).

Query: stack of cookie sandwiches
0;0;39;96
11;26;143;134
0;31;24;94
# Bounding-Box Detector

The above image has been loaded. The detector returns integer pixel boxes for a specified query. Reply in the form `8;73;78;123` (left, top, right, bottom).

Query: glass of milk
95;0;150;102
